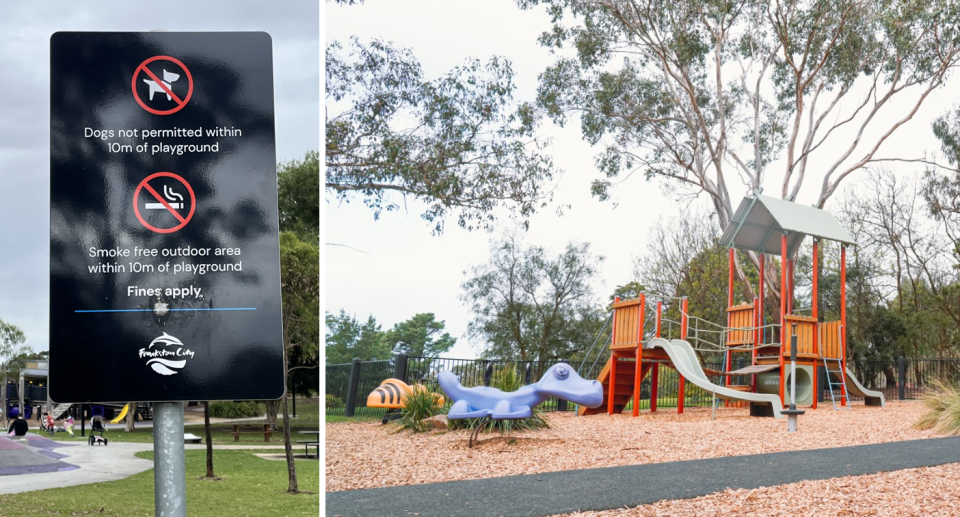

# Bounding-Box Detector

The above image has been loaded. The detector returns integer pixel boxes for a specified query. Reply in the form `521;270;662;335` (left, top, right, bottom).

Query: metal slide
646;338;785;419
840;368;886;407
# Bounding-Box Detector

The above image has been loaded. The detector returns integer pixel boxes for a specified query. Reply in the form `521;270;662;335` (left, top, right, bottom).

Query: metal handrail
578;312;613;380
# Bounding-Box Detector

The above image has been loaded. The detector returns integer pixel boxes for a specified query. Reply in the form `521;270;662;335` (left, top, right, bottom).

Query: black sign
49;32;284;402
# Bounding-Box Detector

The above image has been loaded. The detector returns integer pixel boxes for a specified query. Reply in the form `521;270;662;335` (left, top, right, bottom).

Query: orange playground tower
581;193;885;417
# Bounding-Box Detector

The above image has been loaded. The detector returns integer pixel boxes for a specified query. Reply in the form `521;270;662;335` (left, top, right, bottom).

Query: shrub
325;394;343;408
209;401;263;419
450;363;550;433
394;385;445;433
915;379;960;435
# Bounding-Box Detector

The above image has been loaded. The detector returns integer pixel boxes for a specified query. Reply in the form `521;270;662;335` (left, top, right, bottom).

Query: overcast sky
325;0;960;361
0;1;319;352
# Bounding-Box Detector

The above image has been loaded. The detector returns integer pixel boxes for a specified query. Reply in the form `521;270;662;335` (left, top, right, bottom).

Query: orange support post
650;364;659;412
787;259;794;314
652;301;661;412
609;297;619;416
752;296;759;393
812;240;819;409
633;293;646;417
656;301;662;337
758;252;764;350
779;234;787;405
678;297;687;414
726;248;735;396
841;245;848;407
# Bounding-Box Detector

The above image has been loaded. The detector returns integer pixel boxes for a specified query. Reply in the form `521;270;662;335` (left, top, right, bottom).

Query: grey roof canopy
718;194;856;257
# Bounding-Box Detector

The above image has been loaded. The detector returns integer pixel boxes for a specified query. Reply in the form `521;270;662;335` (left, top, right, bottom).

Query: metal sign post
153;402;186;517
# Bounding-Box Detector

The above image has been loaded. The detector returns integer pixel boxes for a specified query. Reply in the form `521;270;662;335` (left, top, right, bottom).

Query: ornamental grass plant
393;383;446;433
914;378;960;435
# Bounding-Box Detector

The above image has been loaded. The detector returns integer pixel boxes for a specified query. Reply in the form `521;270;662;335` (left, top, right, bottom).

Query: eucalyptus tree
0;319;29;419
461;235;605;362
326;38;557;234
518;0;960;300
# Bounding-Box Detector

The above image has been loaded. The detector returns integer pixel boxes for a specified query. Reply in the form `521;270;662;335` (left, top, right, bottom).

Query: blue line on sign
75;308;257;313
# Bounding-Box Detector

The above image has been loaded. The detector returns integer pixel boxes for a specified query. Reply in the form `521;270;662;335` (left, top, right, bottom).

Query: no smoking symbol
134;172;196;234
131;55;194;115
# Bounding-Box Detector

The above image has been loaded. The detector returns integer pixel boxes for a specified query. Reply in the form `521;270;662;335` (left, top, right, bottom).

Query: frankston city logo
140;332;195;376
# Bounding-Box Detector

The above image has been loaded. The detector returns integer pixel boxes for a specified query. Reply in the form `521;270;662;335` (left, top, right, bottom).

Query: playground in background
580;193;885;418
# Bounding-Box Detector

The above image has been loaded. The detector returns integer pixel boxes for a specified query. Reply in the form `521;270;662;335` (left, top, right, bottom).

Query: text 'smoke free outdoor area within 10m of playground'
49;32;284;403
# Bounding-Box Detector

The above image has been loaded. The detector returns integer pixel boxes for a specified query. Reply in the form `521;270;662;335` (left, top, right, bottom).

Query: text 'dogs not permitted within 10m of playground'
49;32;284;403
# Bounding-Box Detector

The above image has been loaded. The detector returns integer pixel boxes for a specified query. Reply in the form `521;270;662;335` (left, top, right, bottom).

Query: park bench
226;424;272;442
296;430;319;458
183;433;202;444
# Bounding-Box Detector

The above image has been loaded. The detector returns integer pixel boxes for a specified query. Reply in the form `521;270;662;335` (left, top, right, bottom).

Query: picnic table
297;430;319;457
230;424;272;442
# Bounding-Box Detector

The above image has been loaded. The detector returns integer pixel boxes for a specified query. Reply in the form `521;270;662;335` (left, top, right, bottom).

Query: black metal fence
326;355;960;418
838;358;960;403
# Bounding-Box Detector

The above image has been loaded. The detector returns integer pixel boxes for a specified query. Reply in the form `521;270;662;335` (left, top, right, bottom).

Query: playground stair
822;357;849;410
49;403;73;420
579;356;652;416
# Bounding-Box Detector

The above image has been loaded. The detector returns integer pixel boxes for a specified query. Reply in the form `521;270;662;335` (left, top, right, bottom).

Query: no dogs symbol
133;172;196;233
131;55;194;115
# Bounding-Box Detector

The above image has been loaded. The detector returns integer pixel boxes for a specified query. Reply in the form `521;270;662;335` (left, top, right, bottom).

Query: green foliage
325;38;555;234
915;379;960;436
325;394;342;408
278;150;319;243
393;386;446;433
208;401;264;419
280;231;319;356
633;208;730;332
0;318;30;384
325;310;390;363
462;234;605;362
519;0;960;227
385;313;456;358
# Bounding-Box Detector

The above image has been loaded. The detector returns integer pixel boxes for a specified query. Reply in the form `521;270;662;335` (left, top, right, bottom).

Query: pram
88;415;108;446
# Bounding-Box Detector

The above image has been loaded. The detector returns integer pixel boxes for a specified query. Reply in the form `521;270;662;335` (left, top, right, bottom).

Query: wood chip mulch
557;462;960;516
326;401;934;493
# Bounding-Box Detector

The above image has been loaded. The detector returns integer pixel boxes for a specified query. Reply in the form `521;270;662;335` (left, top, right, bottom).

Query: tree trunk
281;362;298;493
18;374;24;418
203;401;215;478
0;364;6;424
281;388;298;493
264;399;280;429
124;402;137;432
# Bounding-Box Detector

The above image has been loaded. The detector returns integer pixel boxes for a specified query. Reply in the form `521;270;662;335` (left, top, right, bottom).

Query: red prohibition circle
133;172;196;234
131;55;194;115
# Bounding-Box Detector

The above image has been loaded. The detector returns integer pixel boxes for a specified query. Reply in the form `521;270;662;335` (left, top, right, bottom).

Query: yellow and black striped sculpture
366;378;445;409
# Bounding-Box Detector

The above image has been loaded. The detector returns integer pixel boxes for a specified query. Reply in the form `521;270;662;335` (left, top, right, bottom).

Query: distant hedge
209;401;263;419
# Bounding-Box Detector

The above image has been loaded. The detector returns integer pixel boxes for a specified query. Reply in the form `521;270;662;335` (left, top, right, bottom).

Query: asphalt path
326;436;960;517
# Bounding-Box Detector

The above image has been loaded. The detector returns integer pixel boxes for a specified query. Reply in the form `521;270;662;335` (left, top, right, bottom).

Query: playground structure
439;363;603;420
580;193;884;418
109;404;130;424
366;378;446;410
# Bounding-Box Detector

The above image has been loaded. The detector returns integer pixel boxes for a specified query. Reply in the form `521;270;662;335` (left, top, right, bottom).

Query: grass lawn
0;449;320;516
50;398;321;445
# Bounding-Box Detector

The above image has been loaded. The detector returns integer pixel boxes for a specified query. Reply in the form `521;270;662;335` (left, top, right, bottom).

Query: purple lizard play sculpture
438;363;604;420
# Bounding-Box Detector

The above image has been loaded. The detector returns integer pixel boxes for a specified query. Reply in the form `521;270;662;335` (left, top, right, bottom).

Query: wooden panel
783;314;816;358
820;320;843;360
612;303;641;348
726;303;755;346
